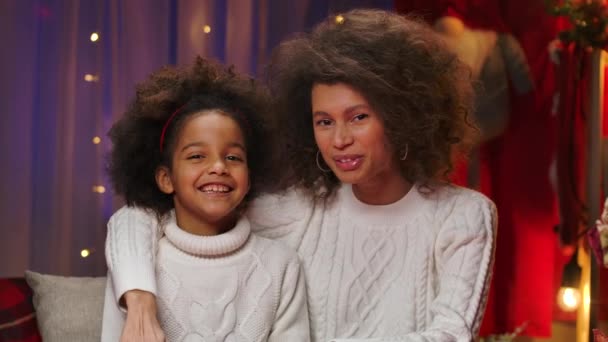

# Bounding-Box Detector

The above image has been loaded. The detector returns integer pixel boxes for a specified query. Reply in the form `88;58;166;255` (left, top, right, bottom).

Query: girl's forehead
177;111;245;146
181;110;242;131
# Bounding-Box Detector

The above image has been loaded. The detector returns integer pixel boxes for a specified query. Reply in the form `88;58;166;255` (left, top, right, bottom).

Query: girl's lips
332;155;363;171
198;182;233;195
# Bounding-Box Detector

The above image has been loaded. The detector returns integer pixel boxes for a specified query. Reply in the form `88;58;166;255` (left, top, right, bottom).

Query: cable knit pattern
105;184;496;342
101;215;310;342
105;206;160;299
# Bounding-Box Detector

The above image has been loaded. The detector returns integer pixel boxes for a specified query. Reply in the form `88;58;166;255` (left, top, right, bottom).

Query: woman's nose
333;125;354;149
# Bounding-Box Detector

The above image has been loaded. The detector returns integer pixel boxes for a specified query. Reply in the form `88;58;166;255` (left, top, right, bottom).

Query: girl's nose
208;158;228;175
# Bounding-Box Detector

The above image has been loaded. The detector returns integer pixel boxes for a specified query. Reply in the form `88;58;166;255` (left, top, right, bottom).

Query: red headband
159;104;187;153
159;104;251;153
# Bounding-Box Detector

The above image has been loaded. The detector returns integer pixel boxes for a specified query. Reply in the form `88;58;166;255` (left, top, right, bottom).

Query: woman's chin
331;170;366;185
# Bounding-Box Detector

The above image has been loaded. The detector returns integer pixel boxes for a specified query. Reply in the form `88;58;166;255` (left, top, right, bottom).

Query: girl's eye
353;113;369;121
187;154;205;160
226;155;244;162
315;119;333;126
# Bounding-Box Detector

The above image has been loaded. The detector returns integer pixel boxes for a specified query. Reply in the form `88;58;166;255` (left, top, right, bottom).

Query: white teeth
201;184;231;193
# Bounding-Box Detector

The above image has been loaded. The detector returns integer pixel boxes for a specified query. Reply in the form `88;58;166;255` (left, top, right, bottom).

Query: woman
106;9;497;341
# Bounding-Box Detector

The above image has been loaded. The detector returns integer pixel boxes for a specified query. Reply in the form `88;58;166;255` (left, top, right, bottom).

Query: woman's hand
120;290;165;342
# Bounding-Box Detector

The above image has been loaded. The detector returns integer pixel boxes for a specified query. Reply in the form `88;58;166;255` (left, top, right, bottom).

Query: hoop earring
316;151;331;173
400;144;409;161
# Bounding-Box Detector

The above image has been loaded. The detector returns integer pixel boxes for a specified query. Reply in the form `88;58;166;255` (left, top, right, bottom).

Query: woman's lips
332;155;363;171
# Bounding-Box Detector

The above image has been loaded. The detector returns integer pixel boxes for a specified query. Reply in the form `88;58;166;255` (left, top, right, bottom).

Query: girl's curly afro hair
108;57;275;218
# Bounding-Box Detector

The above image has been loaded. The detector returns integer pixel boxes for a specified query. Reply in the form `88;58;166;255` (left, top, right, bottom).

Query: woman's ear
155;166;174;194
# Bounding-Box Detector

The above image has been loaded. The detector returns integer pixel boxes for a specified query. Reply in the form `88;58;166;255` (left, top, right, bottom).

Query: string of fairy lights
79;31;102;260
78;23;214;259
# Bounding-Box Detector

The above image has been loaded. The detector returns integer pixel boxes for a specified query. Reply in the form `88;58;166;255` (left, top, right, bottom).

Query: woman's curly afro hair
267;9;478;197
108;56;275;218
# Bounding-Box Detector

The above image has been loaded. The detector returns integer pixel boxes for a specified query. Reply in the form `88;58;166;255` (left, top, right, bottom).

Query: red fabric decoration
601;266;608;321
594;328;608;342
555;45;588;250
0;278;41;342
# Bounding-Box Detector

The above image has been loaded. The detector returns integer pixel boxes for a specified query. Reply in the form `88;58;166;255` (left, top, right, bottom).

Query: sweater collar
163;213;251;257
337;183;425;226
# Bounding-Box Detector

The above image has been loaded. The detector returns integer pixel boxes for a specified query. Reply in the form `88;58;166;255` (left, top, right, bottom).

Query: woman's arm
105;205;162;304
330;193;497;342
104;206;165;342
247;187;316;251
119;290;165;342
102;275;165;342
268;257;311;342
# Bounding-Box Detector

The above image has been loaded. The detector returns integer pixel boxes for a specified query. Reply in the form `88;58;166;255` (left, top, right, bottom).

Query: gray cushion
24;270;106;342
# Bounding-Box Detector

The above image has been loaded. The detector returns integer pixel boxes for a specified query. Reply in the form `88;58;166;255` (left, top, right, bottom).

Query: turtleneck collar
163;213;251;257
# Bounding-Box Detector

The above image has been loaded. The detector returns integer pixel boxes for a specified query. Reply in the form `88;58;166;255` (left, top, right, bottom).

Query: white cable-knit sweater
105;184;497;342
102;215;310;342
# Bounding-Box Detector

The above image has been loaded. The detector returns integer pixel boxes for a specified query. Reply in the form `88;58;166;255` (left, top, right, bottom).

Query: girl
107;9;496;342
101;57;310;342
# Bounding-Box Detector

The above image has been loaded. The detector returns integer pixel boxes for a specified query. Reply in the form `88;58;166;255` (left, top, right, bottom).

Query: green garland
548;0;608;49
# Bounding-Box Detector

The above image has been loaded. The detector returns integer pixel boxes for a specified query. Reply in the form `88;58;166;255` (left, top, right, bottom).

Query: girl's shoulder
250;233;301;266
246;186;328;249
247;186;318;228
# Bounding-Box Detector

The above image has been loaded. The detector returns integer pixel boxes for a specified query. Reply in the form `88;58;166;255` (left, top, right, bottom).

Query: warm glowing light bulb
203;25;211;33
84;74;98;82
335;15;345;24
557;287;581;312
80;249;90;258
92;185;106;193
90;32;99;42
92;136;101;144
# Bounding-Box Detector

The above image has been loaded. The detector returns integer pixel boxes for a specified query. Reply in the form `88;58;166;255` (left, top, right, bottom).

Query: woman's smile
332;154;364;171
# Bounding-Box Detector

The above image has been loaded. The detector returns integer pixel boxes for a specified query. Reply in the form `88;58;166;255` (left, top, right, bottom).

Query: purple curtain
0;0;392;277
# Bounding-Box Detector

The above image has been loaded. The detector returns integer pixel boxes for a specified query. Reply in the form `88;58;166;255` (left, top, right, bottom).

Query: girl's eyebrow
181;141;246;152
181;141;207;152
228;142;247;151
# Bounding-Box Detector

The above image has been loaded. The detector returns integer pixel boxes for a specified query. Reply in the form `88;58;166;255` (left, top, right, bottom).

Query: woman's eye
353;113;369;121
315;119;333;126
